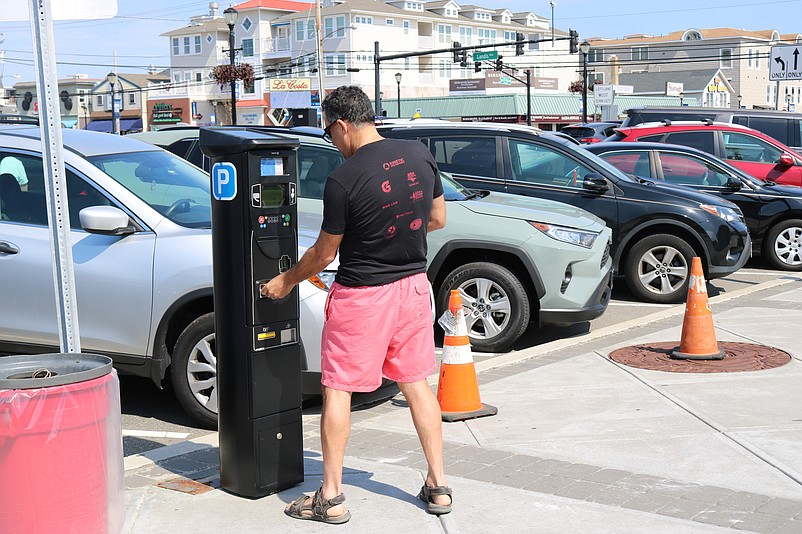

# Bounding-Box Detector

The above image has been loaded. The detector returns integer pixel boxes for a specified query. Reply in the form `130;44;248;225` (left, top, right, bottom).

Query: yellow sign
269;78;312;91
707;78;727;93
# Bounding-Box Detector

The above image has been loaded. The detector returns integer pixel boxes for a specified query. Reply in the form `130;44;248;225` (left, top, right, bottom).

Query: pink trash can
0;354;124;534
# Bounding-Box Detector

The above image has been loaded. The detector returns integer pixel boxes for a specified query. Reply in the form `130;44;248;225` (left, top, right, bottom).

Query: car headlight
700;204;743;223
528;222;599;249
307;270;337;291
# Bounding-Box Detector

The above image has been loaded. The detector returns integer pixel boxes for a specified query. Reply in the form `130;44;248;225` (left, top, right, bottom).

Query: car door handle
0;241;19;255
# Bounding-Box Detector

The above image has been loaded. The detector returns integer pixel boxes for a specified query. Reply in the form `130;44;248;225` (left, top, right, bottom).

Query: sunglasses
323;119;338;143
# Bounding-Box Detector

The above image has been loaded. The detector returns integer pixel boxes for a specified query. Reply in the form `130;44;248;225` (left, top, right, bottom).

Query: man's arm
428;194;446;232
261;230;343;299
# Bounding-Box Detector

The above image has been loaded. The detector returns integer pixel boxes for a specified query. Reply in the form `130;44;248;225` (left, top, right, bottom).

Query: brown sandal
418;484;453;515
284;487;351;524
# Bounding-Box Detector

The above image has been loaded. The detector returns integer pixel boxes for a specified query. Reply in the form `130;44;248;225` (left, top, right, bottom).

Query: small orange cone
671;257;724;360
436;290;497;422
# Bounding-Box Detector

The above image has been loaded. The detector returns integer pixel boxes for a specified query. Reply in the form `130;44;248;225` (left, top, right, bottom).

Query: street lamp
395;72;402;118
106;71;118;135
578;40;590;124
224;7;239;125
737;94;742;109
550;1;556;45
679;91;684;106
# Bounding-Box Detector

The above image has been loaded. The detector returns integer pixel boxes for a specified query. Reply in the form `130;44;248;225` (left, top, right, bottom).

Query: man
261;86;449;524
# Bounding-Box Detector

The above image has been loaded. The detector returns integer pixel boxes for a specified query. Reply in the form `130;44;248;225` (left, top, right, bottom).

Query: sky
1;0;801;85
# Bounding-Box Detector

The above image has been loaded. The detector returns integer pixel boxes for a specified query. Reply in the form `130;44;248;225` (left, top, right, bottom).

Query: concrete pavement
122;274;802;533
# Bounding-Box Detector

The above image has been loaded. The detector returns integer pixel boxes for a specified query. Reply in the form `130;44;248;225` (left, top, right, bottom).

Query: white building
158;0;580;126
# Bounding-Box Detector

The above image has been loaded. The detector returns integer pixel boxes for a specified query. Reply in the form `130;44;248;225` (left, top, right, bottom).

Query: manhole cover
609;342;791;373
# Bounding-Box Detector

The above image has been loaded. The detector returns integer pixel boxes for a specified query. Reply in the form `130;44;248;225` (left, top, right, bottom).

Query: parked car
0;126;331;428
559;122;621;144
135;126;614;353
607;121;802;187
376;121;751;304
585;141;802;271
622;106;802;151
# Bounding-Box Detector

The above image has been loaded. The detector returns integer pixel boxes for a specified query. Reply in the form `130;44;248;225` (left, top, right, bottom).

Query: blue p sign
212;162;237;201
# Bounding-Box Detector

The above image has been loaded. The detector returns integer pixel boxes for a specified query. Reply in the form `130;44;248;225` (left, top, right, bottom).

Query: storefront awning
86;118;143;132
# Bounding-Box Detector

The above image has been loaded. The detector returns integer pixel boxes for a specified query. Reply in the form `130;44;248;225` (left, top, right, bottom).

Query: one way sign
770;45;802;81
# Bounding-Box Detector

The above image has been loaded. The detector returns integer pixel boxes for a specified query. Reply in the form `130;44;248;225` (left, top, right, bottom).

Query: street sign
473;50;498;62
770;45;802;81
593;84;614;106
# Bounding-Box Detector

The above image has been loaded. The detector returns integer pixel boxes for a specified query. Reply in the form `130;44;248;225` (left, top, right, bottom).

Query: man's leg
320;386;352;515
397;380;450;506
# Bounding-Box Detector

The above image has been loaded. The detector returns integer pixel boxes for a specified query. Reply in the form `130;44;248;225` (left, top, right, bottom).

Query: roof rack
660;119;672;126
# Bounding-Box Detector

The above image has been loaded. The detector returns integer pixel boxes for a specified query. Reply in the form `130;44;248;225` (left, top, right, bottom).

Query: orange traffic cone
671;257;724;360
436;290;497;422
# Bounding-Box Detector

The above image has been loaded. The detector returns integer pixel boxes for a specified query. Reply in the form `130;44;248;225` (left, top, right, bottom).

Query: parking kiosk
200;127;303;498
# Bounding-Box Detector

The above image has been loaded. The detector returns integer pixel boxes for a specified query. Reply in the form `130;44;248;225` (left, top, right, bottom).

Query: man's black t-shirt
321;138;443;287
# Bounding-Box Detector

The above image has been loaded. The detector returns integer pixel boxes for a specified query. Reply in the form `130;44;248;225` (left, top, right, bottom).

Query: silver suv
0;126;328;428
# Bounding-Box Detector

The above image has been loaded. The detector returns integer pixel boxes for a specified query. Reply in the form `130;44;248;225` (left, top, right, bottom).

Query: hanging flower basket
212;63;255;89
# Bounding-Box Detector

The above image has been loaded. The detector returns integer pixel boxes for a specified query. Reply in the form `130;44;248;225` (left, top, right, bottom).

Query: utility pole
316;0;325;106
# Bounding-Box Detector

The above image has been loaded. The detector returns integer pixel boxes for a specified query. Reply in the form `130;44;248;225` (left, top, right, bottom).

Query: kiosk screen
260;157;285;177
259;184;288;208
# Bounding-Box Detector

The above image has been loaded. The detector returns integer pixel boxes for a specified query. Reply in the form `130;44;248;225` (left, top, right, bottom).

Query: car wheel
171;312;218;429
437;262;530;352
625;234;695;304
764;219;802;271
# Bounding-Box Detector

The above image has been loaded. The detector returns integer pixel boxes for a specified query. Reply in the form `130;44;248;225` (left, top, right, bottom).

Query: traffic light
474;61;481;73
569;29;579;54
515;32;525;56
459;50;468;67
452;41;461;63
495;56;503;71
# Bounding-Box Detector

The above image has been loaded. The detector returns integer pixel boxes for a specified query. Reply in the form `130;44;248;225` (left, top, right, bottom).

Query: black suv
378;121;751;303
623;107;802;151
585;141;802;271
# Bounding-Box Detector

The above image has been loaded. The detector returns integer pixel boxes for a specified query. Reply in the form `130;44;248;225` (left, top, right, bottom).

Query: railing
261;37;291;56
147;81;213;98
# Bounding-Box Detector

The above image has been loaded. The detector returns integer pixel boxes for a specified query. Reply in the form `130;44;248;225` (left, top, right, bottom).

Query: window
528;33;540;51
324;16;346;38
298;146;343;200
355;16;372;25
438;59;452;78
445;8;458;17
657;153;730;186
720;48;733;69
631;47;648;61
748;49;754;69
172;38;180;55
504;30;516;46
194;35;201;54
128;92;136;105
427;136;498;178
459;26;472;45
183;36;190;55
242;38;254;57
296;21;306;41
509;140;592;188
587;71;605;85
244;79;255;95
588;49;604;63
195;72;203;83
661;131;716;155
477;28;496;45
683;30;702;41
403;20;410;34
308;21;316;40
723;132;782;163
206;34;213;45
597;151;652;177
78;89;86;103
437;24;452;44
404;2;423;11
242;17;252;32
324;54;346;76
96;95;103;107
0;153;110;228
385;18;394;25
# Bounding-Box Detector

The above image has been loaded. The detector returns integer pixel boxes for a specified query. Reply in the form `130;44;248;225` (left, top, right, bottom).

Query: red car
608;121;802;187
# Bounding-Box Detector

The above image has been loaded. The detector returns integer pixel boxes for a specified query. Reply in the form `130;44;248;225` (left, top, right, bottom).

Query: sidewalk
123;275;802;533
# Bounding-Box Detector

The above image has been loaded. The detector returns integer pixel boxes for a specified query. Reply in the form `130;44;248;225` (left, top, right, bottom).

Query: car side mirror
583;173;609;193
79;206;135;236
725;177;742;191
778;153;795;167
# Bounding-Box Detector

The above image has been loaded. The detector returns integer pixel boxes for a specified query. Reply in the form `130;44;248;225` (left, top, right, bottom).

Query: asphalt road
120;256;790;457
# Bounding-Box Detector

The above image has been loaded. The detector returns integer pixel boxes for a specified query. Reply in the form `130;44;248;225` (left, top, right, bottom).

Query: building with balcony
586;28;802;111
160;0;582;127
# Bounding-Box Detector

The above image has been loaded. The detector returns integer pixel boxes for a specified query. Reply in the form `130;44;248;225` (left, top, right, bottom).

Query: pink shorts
320;272;436;392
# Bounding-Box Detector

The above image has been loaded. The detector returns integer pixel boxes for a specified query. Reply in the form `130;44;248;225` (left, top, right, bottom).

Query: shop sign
269;78;311;91
151;102;182;123
449;79;486;93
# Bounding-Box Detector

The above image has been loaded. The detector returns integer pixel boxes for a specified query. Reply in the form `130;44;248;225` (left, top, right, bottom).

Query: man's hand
260;273;293;300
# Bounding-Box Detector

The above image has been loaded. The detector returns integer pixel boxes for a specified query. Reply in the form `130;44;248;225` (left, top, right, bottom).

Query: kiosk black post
200;127;303;498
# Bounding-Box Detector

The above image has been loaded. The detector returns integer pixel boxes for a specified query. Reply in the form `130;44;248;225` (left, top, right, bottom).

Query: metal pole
110;81;118;134
229;24;237;125
316;0;325;105
374;41;381;116
582;51;588;124
526;69;531;126
27;0;80;352
550;1;555;45
396;79;401;118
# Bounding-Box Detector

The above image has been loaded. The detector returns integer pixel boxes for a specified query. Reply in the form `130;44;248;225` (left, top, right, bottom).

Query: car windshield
88;150;211;228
